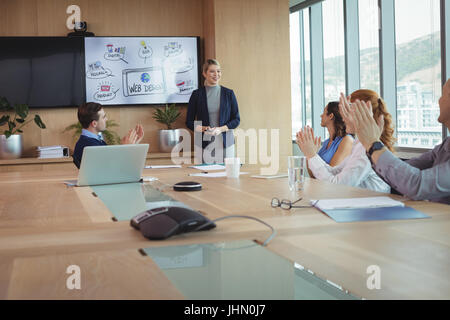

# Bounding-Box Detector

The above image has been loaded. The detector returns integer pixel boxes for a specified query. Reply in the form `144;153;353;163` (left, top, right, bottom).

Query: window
289;0;447;149
395;0;442;148
290;9;312;140
303;9;312;128
322;0;346;104
422;109;438;128
408;110;417;129
290;11;301;139
359;0;380;93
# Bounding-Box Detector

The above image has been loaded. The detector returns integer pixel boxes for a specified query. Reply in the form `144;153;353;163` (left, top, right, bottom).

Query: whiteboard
84;37;199;105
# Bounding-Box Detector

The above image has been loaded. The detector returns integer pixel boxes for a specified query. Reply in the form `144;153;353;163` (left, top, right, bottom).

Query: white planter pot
0;134;23;159
158;129;181;153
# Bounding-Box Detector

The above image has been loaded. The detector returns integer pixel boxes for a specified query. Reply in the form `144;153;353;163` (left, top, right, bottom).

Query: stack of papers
189;164;226;171
251;174;288;179
310;196;429;223
311;197;404;210
37;145;69;159
144;165;182;169
188;164;248;177
189;171;248;178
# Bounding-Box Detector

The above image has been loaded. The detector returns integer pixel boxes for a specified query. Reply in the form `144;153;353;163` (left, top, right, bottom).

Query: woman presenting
186;59;240;162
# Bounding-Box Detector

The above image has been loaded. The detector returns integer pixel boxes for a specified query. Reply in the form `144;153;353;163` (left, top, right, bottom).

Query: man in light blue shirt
81;128;104;141
345;80;450;204
73;102;144;168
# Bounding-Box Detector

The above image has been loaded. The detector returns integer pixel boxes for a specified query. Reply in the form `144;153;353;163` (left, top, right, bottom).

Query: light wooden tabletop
0;166;448;299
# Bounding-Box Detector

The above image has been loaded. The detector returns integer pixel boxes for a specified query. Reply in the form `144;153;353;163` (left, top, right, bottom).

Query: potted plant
63;120;121;145
152;104;181;152
0;96;46;159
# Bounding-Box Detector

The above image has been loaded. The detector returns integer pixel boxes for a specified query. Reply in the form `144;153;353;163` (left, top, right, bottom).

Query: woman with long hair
186;59;240;163
296;89;395;192
316;101;353;166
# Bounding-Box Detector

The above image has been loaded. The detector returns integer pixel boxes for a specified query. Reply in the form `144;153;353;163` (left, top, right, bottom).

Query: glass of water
288;156;307;191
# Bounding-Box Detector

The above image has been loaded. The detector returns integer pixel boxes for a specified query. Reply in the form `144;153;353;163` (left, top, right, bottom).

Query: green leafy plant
63;120;121;145
152;104;181;130
0;96;46;138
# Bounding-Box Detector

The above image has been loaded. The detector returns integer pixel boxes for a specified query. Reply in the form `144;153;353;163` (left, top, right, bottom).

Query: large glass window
290;11;301;139
322;0;346;104
359;0;380;93
304;9;312;128
290;9;311;139
290;0;446;149
395;0;442;148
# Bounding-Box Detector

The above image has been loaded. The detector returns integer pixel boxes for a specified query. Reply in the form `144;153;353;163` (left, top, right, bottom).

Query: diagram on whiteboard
122;67;165;96
85;37;199;105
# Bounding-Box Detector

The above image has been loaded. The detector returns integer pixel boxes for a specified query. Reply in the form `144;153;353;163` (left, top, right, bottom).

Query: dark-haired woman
317;101;353;166
296;89;394;193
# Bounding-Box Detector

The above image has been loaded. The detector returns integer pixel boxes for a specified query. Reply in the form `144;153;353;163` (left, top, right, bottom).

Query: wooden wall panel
0;0;203;155
202;0;216;60
214;0;292;168
0;0;38;36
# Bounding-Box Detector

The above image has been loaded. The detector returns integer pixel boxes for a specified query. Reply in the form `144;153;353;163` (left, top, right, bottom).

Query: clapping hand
350;99;384;151
296;126;321;159
121;128;138;144
135;124;144;144
339;92;355;133
121;124;144;145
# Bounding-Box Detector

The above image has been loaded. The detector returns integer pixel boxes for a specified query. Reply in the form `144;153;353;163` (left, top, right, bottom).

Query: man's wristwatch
366;141;384;164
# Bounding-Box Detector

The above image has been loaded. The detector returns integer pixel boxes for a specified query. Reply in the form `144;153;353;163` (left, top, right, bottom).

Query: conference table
0;165;449;300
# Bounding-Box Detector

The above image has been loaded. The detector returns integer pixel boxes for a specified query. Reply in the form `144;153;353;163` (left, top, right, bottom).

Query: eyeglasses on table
271;197;313;210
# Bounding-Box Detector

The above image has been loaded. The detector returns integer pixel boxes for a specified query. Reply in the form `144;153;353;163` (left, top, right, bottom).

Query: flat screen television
0;37;85;108
84;36;200;105
0;36;200;108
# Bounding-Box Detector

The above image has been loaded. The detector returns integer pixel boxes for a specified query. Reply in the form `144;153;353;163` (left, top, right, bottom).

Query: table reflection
144;240;360;300
91;182;192;221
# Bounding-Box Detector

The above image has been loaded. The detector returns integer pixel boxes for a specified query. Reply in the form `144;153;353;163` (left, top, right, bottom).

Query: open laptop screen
77;144;149;186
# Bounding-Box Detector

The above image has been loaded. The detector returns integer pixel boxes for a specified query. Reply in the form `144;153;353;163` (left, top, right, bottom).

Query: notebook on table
310;196;430;223
70;144;149;187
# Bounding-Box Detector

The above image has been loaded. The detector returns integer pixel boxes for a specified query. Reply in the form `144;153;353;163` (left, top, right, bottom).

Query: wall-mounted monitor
84;36;200;105
0;37;85;108
0;36;200;108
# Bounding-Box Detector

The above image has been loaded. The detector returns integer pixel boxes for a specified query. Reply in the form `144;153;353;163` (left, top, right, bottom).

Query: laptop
74;144;149;186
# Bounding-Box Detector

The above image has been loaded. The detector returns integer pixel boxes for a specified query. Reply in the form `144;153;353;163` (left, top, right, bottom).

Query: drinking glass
225;157;241;178
288;156;306;191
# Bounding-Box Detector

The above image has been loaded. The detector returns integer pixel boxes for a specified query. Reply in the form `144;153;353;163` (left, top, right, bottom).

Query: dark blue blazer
72;135;107;169
186;85;240;148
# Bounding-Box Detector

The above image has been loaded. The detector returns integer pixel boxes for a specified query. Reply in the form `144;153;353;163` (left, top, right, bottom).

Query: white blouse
307;139;391;193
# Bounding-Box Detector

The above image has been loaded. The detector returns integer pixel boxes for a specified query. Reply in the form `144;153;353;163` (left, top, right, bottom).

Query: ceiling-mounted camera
67;21;95;37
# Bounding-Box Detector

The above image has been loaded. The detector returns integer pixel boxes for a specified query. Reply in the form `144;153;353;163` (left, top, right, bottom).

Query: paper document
190;164;226;171
37;145;65;151
189;172;248;178
251;174;288;179
311;196;404;210
145;165;181;169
